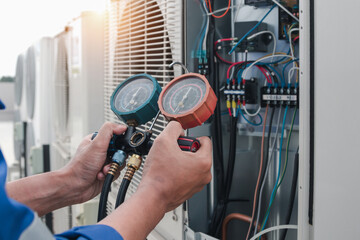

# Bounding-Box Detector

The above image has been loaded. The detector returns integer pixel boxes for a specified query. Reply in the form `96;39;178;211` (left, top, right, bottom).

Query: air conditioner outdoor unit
13;54;27;174
25;38;55;176
104;0;184;239
50;11;105;231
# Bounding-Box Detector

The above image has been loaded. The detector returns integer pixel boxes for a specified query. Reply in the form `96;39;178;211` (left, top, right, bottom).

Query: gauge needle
174;88;191;113
125;88;141;109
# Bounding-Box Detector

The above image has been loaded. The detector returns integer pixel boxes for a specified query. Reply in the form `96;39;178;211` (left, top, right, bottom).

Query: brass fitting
126;119;138;127
124;154;143;181
108;162;120;176
124;167;136;181
127;154;142;170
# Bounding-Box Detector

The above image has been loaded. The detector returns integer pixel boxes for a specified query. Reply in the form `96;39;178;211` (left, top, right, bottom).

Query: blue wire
237;106;263;126
192;1;207;55
228;4;277;55
261;105;288;230
259;63;283;87
198;0;208;56
282;59;298;84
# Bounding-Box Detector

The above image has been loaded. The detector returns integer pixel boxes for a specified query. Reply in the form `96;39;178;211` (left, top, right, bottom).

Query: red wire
228;108;232;116
207;0;231;19
293;36;300;42
214;38;237;64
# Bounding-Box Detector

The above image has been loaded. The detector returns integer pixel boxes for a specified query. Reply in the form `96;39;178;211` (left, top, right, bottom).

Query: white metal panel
105;0;184;238
313;0;360;239
298;0;312;239
68;11;105;157
25;38;55;146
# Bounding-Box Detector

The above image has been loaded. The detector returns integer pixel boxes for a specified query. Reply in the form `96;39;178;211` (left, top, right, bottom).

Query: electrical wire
280;147;299;240
206;0;231;18
222;213;265;240
288;67;300;85
253;107;283;235
260;106;289;230
228;4;276;55
241;54;295;87
288;28;299;80
250;225;298;240
275;108;297;190
245;105;268;240
238;105;263;126
247;31;277;61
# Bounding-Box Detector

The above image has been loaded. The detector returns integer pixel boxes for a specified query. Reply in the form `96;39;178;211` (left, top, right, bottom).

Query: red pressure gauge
158;73;218;129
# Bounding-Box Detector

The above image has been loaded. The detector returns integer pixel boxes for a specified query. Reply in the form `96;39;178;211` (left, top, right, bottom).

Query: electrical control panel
186;1;301;240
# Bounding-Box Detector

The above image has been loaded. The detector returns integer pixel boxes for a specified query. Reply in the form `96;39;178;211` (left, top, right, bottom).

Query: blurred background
0;0;105;168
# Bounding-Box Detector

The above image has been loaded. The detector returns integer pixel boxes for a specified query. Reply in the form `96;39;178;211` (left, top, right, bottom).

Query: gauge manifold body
158;73;217;129
110;74;161;125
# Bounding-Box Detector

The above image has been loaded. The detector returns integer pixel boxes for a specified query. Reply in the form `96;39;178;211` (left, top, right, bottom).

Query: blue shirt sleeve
55;225;123;240
0;148;123;240
0;148;35;240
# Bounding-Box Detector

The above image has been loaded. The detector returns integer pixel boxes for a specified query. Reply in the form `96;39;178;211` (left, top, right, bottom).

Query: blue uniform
0;149;123;240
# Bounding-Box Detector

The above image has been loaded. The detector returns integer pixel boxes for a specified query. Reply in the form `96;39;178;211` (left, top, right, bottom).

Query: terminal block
224;78;258;104
261;86;299;107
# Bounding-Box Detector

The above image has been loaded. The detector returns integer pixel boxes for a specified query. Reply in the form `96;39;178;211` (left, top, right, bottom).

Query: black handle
177;136;201;153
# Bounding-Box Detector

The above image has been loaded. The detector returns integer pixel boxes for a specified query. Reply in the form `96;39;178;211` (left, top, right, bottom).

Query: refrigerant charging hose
97;150;127;222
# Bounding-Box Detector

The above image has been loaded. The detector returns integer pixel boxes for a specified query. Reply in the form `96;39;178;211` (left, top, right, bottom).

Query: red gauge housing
158;73;218;129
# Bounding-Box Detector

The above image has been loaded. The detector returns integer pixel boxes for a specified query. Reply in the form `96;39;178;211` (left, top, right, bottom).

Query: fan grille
104;0;183;199
54;33;70;140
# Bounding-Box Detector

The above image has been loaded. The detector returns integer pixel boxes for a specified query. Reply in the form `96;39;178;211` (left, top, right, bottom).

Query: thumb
92;122;127;149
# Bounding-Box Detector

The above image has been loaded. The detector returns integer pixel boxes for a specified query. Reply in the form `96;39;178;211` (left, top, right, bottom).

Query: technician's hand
61;122;127;204
139;121;212;211
100;121;212;240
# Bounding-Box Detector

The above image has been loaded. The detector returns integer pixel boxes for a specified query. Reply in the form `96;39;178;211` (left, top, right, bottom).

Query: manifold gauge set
96;70;217;221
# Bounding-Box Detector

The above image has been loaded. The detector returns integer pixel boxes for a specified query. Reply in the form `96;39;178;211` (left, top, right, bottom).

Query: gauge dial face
113;77;154;113
161;77;207;115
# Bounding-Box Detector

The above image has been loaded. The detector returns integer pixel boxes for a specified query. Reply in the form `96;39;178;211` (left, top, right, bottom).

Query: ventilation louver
104;0;183;197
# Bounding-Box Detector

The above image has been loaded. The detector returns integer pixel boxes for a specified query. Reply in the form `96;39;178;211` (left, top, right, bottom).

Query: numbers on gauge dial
114;78;154;112
162;77;206;115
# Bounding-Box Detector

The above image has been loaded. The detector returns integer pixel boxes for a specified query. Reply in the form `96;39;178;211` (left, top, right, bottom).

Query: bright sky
0;0;106;77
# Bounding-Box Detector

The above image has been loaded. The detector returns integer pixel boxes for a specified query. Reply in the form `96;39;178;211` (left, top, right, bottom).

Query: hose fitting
124;154;142;180
108;150;127;176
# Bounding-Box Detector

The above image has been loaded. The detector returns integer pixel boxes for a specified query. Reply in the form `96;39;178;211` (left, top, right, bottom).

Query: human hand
60;122;127;204
137;121;212;212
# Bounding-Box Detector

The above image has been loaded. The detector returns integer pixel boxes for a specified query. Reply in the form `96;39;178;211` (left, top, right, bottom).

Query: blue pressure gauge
110;74;162;125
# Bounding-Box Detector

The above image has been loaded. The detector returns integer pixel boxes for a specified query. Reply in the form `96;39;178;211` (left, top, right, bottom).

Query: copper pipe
222;213;266;240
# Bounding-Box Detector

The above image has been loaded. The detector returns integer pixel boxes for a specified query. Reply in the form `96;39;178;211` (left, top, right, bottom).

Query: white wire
242;54;295;80
202;0;210;51
288;67;300;85
271;0;299;22
243;104;261;117
253;107;283;235
250;224;298;240
247;31;277;62
247;31;277;87
288;28;299;81
203;17;210;50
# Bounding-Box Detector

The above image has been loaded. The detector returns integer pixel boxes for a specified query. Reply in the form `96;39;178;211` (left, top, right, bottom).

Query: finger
194;136;212;155
93;122;127;149
102;164;111;175
161;121;185;139
97;171;106;181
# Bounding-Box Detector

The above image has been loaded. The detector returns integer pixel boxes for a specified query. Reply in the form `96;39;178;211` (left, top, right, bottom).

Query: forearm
99;185;167;240
6;170;80;216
